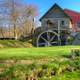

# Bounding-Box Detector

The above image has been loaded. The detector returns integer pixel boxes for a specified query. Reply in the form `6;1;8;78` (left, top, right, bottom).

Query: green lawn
0;46;80;80
0;46;79;60
0;40;33;48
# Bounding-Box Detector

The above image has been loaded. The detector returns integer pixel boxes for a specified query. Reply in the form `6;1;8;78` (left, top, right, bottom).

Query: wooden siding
42;6;69;19
42;18;71;31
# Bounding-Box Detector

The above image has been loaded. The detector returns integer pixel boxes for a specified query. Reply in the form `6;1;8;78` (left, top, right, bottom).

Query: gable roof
40;3;71;21
64;9;80;32
64;9;80;23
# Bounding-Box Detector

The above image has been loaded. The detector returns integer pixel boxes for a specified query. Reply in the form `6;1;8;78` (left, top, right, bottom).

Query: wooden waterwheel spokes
37;30;59;47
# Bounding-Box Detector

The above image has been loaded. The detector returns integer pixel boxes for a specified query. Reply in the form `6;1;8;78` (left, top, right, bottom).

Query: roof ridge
40;3;71;21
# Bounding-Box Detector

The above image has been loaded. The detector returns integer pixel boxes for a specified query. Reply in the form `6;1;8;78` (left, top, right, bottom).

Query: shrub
67;36;74;45
71;49;80;59
69;57;80;70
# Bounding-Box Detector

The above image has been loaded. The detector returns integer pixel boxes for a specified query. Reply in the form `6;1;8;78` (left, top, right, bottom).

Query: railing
42;26;70;31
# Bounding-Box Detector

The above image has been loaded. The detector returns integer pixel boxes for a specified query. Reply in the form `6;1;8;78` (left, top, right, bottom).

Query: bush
67;36;74;45
0;57;80;80
71;49;80;59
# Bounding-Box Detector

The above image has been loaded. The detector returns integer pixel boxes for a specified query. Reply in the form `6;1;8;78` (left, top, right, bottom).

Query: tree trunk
14;24;18;40
1;28;4;38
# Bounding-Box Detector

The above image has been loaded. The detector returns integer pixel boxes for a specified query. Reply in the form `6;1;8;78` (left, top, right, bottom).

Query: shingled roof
40;3;80;23
40;3;71;21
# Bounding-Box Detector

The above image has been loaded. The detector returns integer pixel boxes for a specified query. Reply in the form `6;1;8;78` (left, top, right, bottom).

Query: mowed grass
0;46;80;80
0;46;80;60
0;40;33;48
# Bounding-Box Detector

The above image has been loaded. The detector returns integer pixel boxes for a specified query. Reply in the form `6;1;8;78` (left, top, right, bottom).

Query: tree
0;0;38;39
19;4;38;36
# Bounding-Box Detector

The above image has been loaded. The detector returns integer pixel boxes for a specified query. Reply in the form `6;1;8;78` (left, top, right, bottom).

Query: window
47;20;54;27
61;20;69;26
61;21;65;25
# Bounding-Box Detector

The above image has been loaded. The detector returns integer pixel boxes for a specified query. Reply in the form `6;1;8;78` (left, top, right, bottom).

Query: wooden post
58;20;61;45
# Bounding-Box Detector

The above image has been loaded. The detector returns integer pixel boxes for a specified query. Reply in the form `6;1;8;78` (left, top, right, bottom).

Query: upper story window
47;20;54;27
61;21;65;25
61;20;69;26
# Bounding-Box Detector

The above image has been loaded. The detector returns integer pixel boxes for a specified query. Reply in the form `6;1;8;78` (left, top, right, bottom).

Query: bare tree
0;0;38;39
21;5;38;36
0;26;4;38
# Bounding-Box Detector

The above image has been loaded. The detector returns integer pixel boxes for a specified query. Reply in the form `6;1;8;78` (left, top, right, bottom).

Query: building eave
39;3;71;21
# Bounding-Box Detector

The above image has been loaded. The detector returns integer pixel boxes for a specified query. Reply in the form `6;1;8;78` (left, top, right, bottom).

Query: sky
22;0;80;19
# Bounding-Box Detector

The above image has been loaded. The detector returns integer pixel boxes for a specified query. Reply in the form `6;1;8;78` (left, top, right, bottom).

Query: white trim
58;20;61;45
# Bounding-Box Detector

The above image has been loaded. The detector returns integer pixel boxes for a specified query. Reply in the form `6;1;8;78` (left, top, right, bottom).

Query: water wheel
37;30;59;47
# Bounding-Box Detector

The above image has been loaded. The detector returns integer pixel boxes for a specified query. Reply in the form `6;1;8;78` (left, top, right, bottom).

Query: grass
0;60;80;80
0;46;79;60
39;71;80;80
0;46;80;80
0;40;33;48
